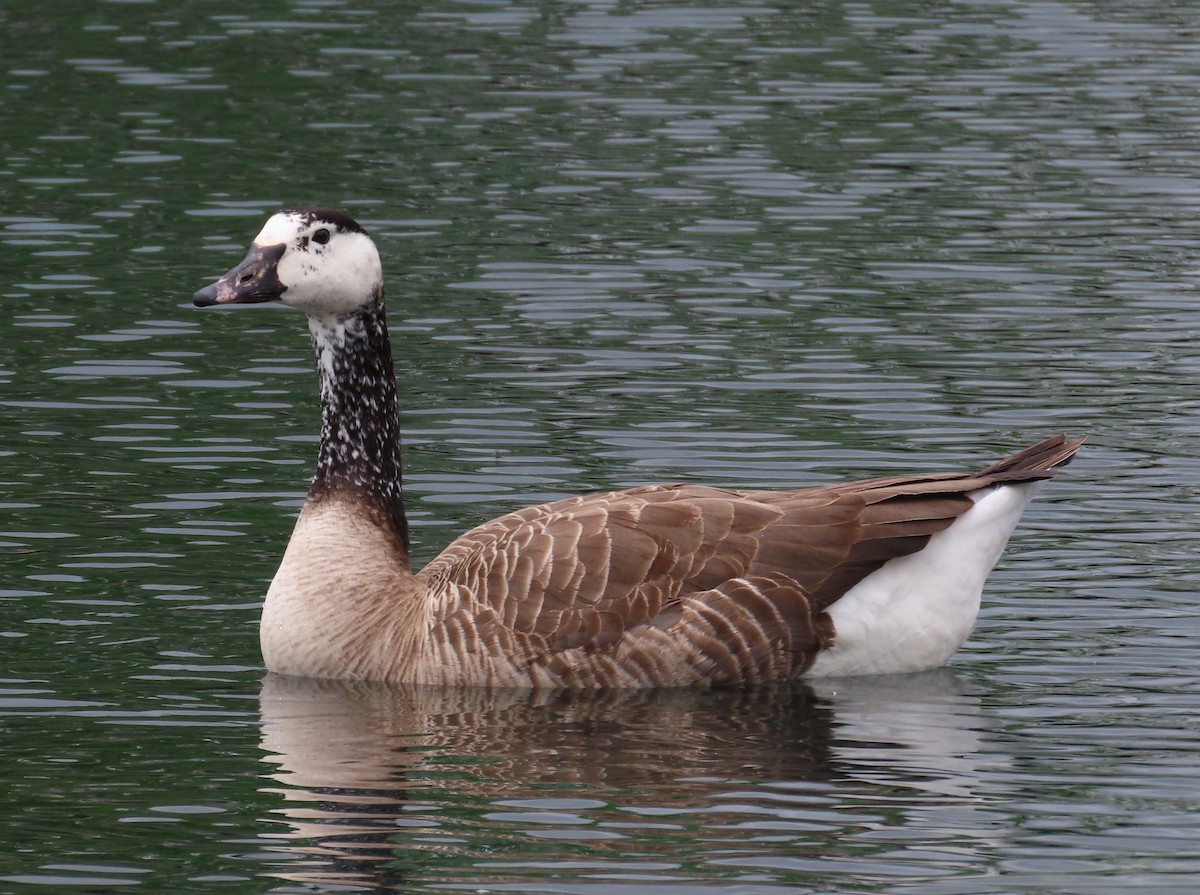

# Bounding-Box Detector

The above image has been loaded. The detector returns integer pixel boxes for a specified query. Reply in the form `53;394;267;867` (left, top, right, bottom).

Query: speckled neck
306;287;409;558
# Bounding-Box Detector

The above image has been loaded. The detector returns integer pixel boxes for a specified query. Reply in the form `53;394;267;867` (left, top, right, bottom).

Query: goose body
194;208;1082;688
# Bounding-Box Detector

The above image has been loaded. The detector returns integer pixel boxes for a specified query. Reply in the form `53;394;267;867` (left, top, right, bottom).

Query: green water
3;1;1200;892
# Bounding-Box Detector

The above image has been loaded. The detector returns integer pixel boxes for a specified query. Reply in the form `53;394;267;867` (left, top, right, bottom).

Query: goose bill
193;243;288;306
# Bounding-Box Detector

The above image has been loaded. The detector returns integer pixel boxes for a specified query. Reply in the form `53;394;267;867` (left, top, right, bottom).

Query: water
2;0;1199;891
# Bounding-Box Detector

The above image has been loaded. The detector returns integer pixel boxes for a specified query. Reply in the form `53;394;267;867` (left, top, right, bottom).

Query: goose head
193;208;382;319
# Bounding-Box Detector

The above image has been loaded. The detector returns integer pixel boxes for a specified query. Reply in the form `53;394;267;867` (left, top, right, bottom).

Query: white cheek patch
243;211;383;318
276;231;383;318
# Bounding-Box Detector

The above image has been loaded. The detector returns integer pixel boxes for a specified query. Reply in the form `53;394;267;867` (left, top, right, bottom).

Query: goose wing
414;479;975;670
416;434;1082;681
419;484;805;654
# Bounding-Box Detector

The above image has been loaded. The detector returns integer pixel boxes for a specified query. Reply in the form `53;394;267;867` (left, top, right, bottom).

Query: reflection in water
257;670;991;892
809;671;1003;800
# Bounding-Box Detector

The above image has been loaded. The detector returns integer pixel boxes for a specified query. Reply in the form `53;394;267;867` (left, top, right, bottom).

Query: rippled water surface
3;1;1200;893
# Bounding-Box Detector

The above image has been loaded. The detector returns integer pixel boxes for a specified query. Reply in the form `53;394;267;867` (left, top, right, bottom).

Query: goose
193;207;1082;688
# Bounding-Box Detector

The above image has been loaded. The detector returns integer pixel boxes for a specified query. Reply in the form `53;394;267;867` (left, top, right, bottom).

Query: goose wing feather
420;485;788;651
416;434;1083;682
417;479;969;671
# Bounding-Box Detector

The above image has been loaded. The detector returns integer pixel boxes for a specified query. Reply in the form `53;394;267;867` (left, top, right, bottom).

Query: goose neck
306;296;409;556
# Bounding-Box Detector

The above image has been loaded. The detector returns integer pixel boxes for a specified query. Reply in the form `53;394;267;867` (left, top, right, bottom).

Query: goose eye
312;228;331;245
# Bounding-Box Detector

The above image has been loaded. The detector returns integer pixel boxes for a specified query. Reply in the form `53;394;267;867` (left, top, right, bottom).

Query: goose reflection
255;670;995;892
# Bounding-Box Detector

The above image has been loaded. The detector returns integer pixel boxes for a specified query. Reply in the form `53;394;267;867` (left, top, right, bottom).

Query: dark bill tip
193;283;221;307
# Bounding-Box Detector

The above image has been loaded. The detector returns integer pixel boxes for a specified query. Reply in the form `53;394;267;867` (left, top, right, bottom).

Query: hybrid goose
194;208;1082;688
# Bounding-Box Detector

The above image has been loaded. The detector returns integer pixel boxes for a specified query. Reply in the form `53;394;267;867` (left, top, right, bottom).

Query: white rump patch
807;481;1045;677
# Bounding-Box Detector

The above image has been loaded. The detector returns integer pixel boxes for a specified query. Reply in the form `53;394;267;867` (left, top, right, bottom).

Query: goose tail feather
977;433;1085;480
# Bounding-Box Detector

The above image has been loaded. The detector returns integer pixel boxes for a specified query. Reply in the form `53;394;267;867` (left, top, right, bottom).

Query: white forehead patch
253;211;306;247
